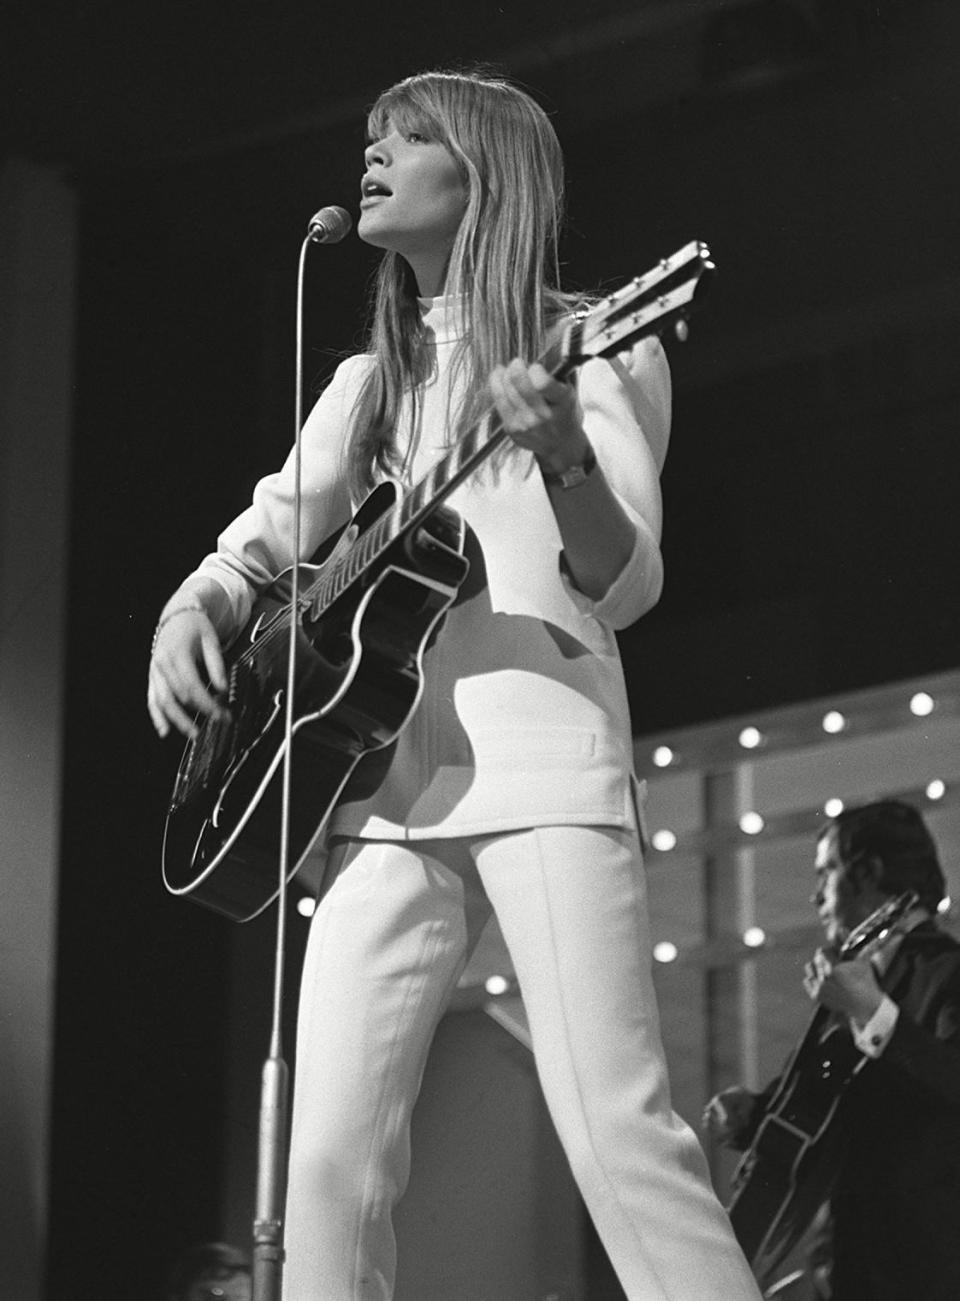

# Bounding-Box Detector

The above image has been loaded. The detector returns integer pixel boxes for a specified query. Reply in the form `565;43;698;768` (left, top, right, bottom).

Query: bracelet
539;447;597;490
150;602;204;656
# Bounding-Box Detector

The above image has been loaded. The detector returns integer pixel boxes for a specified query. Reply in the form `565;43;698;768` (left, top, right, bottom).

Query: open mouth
361;177;392;200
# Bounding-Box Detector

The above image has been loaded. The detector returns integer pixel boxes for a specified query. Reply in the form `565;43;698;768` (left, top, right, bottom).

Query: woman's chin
356;215;394;251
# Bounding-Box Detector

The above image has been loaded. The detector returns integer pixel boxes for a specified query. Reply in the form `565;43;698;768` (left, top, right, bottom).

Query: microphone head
307;205;352;244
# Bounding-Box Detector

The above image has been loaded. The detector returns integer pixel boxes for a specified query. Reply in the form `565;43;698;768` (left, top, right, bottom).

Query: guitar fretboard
294;333;569;626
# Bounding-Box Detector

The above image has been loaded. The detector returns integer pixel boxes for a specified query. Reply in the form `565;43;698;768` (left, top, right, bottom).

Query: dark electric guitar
161;241;714;921
726;889;919;1287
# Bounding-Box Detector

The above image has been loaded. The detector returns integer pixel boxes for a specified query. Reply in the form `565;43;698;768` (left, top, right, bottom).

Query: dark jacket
825;921;960;1300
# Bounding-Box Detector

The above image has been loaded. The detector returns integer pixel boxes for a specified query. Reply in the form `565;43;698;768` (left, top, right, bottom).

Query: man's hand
702;1085;758;1149
803;947;885;1025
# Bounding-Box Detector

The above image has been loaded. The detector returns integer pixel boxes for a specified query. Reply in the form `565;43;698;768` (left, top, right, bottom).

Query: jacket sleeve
188;354;369;632
562;335;671;630
880;952;960;1108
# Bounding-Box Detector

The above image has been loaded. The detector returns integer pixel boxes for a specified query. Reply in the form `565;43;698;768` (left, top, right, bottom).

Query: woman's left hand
488;359;591;473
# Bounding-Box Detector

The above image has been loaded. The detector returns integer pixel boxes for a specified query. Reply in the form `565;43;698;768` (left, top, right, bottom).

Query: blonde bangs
367;80;462;161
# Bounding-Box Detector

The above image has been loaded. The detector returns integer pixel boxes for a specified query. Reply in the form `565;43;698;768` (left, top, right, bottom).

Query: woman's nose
364;139;389;168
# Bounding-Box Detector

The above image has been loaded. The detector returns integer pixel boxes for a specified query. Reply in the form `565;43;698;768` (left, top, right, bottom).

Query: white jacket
191;297;671;838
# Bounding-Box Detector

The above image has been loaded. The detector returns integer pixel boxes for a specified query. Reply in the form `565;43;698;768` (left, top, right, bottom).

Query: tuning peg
674;319;689;342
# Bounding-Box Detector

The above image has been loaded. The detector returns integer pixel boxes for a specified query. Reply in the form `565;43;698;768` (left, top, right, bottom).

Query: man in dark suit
705;799;960;1300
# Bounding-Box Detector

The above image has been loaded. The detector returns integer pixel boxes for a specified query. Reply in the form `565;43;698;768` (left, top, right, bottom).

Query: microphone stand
251;216;342;1301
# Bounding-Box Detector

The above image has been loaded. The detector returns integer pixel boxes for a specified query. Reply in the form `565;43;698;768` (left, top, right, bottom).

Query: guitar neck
399;336;570;524
294;241;714;622
352;243;710;555
839;890;919;960
298;333;568;618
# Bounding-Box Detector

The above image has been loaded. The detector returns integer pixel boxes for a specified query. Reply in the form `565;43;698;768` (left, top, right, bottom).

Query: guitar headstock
560;240;715;372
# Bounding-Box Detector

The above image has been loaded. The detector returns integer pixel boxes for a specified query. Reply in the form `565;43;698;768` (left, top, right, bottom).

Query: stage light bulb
938;896;952;915
927;779;946;801
824;797;844;818
653;941;678;963
485;975;510;996
743;926;766;948
822;710;846;734
739;811;764;835
738;726;762;749
652;829;677;852
652;745;674;768
297;896;316;918
910;691;935;717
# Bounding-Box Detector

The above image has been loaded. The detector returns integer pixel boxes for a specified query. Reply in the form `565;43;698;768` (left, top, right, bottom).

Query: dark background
4;1;959;1296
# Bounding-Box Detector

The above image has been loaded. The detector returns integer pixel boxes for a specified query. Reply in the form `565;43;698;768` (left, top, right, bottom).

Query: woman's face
357;120;468;275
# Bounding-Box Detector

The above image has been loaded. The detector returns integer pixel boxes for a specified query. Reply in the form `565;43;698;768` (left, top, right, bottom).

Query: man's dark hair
823;799;946;913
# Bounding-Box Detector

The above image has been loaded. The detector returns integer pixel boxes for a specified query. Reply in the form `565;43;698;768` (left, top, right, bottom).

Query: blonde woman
148;70;760;1301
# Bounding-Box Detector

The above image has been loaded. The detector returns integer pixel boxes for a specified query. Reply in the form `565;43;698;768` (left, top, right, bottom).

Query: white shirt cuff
851;994;900;1058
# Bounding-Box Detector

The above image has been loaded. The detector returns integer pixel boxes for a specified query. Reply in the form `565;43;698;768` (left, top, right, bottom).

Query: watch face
559;466;587;487
543;449;596;488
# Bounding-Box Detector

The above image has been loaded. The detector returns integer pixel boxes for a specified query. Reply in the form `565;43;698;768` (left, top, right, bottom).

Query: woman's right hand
147;604;229;739
702;1085;758;1149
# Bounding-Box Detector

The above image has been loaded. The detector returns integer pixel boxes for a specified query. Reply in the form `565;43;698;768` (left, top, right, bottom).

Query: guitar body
725;891;917;1287
727;1016;859;1286
162;482;468;921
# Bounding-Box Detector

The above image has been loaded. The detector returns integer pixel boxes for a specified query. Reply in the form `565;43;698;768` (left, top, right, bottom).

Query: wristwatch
540;447;597;490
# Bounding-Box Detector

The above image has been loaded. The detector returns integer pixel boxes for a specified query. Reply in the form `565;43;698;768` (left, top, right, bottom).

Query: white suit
189;299;760;1300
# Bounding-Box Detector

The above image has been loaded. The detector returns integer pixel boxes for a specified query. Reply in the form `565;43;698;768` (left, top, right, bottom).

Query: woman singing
148;68;760;1301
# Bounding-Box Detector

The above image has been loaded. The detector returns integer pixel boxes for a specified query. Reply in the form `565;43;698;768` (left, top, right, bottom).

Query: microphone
306;205;352;245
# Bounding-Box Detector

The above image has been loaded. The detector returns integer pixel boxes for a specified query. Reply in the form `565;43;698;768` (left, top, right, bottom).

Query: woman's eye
406;131;428;143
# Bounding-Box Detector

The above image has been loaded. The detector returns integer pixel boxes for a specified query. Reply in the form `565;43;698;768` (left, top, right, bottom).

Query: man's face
812;829;873;945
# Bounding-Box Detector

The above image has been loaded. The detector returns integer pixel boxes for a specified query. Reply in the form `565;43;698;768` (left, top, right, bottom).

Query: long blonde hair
347;69;578;498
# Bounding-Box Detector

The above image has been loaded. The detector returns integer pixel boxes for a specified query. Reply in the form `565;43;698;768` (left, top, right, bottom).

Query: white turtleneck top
190;297;671;838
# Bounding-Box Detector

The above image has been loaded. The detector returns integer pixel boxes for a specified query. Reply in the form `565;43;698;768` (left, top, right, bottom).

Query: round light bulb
910;691;935;717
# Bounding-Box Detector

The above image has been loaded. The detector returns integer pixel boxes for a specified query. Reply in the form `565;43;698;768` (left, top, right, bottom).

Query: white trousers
284;823;761;1300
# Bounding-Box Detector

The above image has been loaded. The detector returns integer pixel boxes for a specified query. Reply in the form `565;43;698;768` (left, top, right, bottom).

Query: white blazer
190;298;671;838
